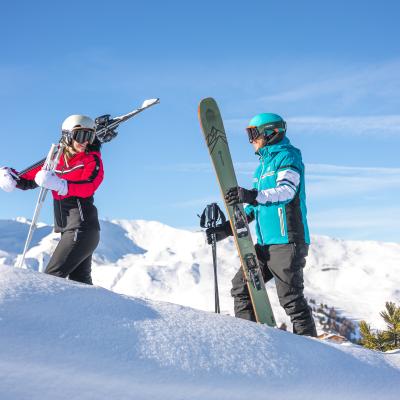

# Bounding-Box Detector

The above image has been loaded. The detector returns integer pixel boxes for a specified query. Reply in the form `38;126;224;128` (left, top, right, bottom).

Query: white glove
35;170;68;196
0;167;17;192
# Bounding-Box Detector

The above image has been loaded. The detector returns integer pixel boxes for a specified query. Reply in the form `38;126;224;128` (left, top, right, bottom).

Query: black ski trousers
45;229;100;285
231;243;317;336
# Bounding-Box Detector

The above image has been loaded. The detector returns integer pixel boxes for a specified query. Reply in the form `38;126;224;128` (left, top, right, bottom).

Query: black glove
205;220;233;244
225;186;258;206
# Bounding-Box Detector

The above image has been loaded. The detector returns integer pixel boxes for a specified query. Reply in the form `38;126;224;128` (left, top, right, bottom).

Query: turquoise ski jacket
245;137;310;245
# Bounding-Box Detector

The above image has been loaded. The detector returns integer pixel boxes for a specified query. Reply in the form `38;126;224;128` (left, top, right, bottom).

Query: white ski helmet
61;114;96;145
62;114;95;133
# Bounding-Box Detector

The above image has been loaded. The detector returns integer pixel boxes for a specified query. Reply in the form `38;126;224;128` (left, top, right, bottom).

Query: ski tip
198;98;220;125
199;96;218;112
141;98;160;108
199;97;216;107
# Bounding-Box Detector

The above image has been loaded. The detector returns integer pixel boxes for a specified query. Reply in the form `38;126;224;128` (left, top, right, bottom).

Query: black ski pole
200;203;226;314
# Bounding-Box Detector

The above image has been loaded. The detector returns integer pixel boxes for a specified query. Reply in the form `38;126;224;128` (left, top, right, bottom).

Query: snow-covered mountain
1;218;399;333
1;265;399;400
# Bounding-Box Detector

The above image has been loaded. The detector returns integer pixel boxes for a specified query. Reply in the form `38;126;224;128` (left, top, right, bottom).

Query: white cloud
224;115;400;137
157;162;399;241
310;207;400;229
305;164;400;241
171;197;219;208
160;162;400;201
306;164;400;175
157;163;212;173
288;115;400;136
222;59;400;137
158;162;400;185
258;59;400;104
308;205;400;242
305;164;400;199
154;161;263;175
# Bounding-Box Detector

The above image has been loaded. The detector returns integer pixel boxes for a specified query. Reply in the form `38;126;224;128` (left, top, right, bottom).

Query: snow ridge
0;265;399;400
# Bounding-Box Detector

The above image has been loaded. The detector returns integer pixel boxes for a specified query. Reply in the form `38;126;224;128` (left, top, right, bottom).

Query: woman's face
72;140;88;153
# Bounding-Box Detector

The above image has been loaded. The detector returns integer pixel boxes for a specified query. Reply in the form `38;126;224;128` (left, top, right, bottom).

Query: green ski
198;97;276;326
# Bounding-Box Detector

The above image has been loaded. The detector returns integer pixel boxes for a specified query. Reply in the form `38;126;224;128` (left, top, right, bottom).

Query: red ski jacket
17;150;104;232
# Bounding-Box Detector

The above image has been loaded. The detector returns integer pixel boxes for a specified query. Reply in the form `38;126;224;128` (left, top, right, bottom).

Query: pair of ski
17;98;160;268
198;98;276;327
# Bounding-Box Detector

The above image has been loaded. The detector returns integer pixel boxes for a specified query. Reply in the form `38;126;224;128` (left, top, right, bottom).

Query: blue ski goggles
71;128;96;144
246;121;286;143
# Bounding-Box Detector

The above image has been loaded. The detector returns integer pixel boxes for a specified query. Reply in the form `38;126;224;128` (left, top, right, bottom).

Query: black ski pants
231;243;317;337
45;229;100;285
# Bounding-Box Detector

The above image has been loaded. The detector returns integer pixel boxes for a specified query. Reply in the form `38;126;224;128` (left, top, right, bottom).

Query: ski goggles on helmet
71;128;96;144
246;121;287;143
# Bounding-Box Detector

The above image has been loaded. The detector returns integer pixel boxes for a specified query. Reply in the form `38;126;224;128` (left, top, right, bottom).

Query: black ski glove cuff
205;220;233;244
16;177;38;191
225;186;258;206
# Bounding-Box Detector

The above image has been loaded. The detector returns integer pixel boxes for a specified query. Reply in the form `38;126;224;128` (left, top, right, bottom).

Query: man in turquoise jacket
207;113;317;336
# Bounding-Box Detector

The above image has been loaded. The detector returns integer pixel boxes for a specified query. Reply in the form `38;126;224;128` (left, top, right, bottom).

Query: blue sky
1;0;399;241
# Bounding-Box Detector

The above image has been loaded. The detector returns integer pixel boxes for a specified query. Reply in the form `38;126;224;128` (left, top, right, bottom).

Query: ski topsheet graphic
198;97;276;326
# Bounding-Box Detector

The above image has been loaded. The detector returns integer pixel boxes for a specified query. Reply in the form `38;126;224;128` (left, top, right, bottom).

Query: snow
0;219;52;255
0;265;399;399
1;217;399;334
306;235;400;327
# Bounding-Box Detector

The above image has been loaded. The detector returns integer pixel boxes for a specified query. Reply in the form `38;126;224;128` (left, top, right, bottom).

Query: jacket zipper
77;199;85;221
278;207;285;236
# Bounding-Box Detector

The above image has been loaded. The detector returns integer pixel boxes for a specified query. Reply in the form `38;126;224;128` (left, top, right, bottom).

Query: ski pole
200;203;226;314
17;143;64;268
207;204;220;313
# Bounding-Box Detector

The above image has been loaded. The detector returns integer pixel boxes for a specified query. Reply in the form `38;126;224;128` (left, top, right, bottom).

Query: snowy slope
0;218;399;332
0;265;399;400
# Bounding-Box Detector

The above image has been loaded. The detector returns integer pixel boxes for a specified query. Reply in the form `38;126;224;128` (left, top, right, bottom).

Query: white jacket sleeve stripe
255;169;299;205
276;169;300;188
255;185;296;204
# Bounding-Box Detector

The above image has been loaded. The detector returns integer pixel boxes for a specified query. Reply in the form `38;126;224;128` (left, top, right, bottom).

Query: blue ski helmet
246;113;287;145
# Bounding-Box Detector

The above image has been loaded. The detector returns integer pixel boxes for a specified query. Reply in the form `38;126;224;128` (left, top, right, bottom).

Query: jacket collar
61;150;100;168
256;137;291;158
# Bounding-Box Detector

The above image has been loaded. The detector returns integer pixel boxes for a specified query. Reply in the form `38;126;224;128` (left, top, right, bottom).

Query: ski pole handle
207;203;218;228
43;144;58;170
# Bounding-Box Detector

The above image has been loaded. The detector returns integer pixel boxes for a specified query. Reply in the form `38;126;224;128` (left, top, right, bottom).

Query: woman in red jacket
0;115;104;284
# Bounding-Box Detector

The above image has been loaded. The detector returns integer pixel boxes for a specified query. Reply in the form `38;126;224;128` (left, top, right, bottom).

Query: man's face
252;136;267;152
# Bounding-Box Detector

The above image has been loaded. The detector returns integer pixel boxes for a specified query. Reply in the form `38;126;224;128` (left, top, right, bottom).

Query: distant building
318;332;348;344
